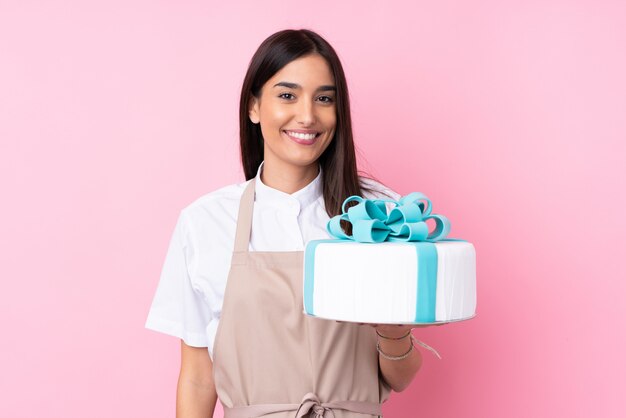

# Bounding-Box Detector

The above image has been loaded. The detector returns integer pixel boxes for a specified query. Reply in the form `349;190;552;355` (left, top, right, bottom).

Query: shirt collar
254;161;323;210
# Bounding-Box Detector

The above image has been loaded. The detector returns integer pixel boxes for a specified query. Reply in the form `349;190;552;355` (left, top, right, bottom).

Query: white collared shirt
145;162;399;359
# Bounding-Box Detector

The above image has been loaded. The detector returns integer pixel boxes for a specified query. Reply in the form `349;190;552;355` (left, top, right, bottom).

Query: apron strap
224;392;382;418
234;179;256;253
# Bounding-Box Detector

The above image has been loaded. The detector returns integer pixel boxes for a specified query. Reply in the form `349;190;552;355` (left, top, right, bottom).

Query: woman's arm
376;325;423;393
374;323;444;392
177;340;218;418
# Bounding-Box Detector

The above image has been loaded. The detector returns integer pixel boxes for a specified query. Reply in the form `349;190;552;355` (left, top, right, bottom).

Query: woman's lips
282;130;321;145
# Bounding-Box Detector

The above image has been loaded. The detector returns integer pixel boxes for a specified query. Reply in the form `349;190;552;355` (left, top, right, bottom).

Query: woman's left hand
336;321;446;337
365;322;445;338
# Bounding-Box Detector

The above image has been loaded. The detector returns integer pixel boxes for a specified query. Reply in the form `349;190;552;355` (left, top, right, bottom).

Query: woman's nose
295;99;316;126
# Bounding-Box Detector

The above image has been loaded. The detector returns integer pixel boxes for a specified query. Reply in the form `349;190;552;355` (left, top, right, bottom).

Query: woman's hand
335;320;446;336
365;322;446;338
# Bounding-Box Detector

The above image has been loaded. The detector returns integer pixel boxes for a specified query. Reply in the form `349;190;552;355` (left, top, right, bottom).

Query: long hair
239;29;380;221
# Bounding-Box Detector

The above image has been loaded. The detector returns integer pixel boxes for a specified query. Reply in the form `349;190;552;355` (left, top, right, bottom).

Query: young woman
146;28;441;418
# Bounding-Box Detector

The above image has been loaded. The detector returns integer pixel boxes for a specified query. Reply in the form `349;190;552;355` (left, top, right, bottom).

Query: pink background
1;1;624;417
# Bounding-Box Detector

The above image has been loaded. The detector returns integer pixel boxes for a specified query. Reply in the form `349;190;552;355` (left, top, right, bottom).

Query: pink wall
1;1;624;417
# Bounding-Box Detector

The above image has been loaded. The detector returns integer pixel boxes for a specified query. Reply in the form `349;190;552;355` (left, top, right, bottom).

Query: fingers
334;320;448;327
348;323;377;328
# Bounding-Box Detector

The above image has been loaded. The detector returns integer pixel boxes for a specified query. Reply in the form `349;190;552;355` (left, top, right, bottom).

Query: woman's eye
278;93;334;103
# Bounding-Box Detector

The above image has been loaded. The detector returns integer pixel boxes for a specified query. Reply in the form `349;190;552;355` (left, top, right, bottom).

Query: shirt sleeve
145;210;211;347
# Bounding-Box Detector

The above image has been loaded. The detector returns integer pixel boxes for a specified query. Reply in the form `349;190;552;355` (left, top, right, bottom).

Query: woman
146;28;440;417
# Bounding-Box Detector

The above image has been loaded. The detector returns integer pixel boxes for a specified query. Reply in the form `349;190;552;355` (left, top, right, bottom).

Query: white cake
303;239;476;324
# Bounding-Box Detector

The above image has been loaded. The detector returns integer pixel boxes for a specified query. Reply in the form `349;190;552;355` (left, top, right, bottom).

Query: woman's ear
248;96;260;124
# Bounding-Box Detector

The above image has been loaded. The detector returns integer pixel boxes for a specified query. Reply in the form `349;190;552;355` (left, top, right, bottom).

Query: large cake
303;192;476;324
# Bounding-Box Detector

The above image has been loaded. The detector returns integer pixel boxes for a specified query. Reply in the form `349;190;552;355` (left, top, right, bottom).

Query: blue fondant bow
326;192;451;243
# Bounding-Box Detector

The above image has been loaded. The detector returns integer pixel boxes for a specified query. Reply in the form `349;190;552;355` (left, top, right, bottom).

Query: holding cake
303;192;476;324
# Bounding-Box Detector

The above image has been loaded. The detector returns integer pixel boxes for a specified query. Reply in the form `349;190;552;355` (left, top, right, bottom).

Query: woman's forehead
267;54;335;89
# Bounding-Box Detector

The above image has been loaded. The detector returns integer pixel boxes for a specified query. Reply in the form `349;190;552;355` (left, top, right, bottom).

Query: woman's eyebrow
273;81;336;92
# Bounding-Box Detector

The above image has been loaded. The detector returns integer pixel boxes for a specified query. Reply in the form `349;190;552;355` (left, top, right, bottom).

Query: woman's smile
282;129;322;145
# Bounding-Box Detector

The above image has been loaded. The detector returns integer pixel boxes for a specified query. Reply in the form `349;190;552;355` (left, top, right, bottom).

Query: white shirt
145;162;399;360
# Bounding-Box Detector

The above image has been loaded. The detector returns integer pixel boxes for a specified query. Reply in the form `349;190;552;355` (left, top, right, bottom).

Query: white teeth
286;131;318;140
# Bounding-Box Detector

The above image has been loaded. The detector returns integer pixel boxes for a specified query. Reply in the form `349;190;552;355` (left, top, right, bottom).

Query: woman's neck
260;158;319;194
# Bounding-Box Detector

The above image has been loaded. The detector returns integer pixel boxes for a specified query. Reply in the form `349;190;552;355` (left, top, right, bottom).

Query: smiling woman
238;29;377;215
248;54;337;190
145;28;430;418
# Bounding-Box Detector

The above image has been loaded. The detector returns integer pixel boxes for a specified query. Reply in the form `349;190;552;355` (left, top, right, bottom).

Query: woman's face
249;53;337;171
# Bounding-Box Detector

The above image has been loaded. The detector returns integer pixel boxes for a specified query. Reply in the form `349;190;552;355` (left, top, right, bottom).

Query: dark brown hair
239;29;384;220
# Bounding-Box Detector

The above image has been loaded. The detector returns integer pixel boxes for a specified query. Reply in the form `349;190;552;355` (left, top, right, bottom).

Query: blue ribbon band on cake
305;192;470;324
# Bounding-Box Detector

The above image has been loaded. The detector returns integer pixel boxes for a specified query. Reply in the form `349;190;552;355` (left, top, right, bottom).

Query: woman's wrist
375;326;443;360
377;335;415;360
376;329;411;340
